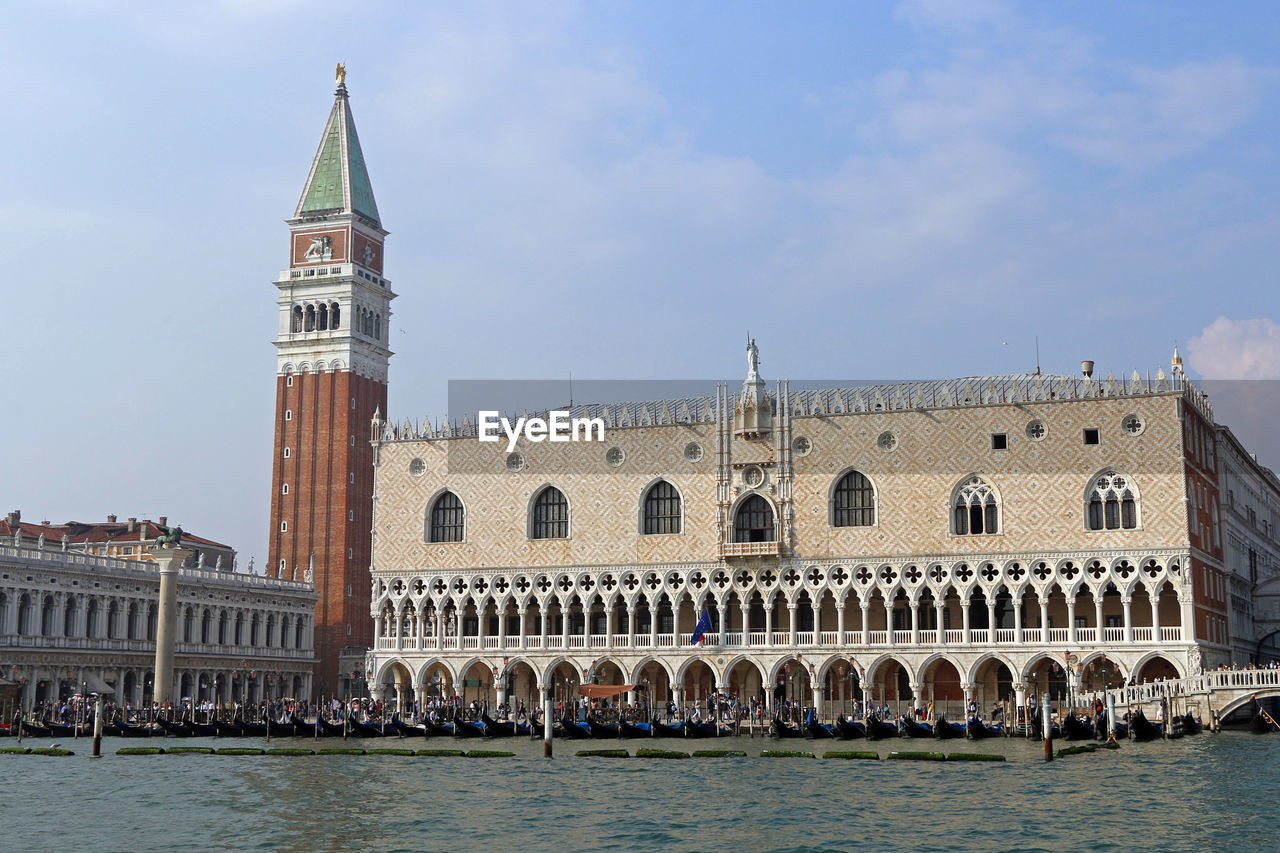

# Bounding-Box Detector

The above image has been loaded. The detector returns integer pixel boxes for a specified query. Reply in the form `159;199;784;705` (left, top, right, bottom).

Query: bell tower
267;66;394;695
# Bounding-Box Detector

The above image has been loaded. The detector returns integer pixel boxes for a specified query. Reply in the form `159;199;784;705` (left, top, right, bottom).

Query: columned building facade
366;348;1231;717
1;536;315;711
267;71;393;695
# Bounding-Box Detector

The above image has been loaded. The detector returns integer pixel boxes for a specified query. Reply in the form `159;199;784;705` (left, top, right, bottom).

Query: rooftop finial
336;62;347;88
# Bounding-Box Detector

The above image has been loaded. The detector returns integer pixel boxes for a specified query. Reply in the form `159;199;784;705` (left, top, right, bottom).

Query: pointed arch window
643;481;682;535
832;469;875;527
734;494;775;543
1087;472;1138;530
531;486;569;539
953;476;999;535
428;491;465;543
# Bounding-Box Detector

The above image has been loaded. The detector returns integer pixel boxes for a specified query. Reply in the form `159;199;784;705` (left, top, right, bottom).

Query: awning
578;684;635;699
84;672;116;696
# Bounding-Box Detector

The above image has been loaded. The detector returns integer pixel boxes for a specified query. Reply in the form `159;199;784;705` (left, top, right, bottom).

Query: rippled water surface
2;731;1275;852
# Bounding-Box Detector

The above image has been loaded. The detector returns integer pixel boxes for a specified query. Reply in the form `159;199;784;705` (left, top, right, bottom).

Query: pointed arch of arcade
964;651;1019;685
415;658;458;691
1131;651;1186;682
1019;651;1069;683
628;656;677;686
716;654;768;685
674;654;719;685
376;657;417;685
585;656;630;683
861;652;916;687
539;656;589;686
1075;650;1127;679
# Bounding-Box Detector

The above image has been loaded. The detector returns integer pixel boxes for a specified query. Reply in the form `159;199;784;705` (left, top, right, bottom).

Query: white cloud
1187;317;1280;379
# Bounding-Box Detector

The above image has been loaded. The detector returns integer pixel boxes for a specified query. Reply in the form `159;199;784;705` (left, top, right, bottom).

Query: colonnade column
1013;597;1022;642
497;605;507;649
1066;598;1077;644
1150;591;1161;640
1121;597;1133;643
1040;595;1050;643
764;604;773;645
961;603;970;644
518;611;528;650
884;600;894;646
627;604;636;648
836;602;846;644
909;682;922;712
787;604;797;647
717;604;727;643
1093;596;1104;642
909;598;919;645
860;603;870;646
739;603;750;644
935;602;945;644
986;600;997;644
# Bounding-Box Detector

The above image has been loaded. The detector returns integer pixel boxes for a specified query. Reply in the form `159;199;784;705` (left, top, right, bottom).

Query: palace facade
365;344;1232;717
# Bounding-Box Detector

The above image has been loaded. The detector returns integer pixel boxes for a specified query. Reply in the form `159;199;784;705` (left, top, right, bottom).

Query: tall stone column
152;545;191;709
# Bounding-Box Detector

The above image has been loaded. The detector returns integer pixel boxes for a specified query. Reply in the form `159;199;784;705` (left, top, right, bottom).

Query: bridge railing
1105;667;1280;709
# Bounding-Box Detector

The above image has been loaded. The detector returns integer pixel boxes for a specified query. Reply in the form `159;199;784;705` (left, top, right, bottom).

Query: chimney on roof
5;510;18;526
107;514;117;523
159;516;168;528
127;518;136;533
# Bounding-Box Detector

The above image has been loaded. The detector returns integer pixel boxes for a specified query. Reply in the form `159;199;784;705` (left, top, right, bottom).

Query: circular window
505;452;525;472
743;466;764;488
606;447;625;467
877;431;898;452
792;436;812;457
1026;420;1046;441
409;458;426;476
1122;414;1144;436
685;442;703;462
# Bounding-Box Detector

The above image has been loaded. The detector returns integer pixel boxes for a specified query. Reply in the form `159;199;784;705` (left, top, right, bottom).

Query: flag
691;609;712;645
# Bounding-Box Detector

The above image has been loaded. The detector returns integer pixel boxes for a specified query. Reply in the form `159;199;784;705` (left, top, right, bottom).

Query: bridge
1105;667;1280;727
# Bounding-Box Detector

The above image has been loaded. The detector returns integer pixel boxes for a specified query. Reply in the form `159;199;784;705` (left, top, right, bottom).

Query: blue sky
2;1;1278;567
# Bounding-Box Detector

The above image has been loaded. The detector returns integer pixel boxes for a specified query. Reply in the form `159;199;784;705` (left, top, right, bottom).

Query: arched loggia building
366;344;1239;717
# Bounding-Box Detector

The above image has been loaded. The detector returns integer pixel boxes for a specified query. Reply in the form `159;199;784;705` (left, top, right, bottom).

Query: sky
2;0;1279;569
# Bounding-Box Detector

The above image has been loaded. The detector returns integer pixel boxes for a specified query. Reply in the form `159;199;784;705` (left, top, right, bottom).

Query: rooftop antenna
1035;335;1041;375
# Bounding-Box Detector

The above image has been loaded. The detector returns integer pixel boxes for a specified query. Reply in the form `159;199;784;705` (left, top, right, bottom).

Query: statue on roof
336;62;346;86
747;338;760;378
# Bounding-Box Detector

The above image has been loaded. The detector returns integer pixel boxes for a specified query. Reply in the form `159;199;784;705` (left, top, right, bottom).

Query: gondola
14;720;54;738
932;716;966;739
899;717;933;738
317;716;347;737
345;715;386;738
806;720;838;738
265;717;295;738
43;719;92;738
650;720;685;738
619;719;652;738
834;716;866;739
1128;709;1162;741
1092;711;1127;740
423;718;455;737
1250;712;1277;734
114;717;161;738
1061;714;1096;740
100;717;129;737
965;718;1001;739
386;717;428;737
683;719;723;738
558;715;593;739
864;714;898;740
290;714;322;737
213;717;245;737
239;719;269;737
183;718;219;737
1179;713;1202;735
587;717;621;739
771;715;804;739
482;715;529;738
157;717;197;738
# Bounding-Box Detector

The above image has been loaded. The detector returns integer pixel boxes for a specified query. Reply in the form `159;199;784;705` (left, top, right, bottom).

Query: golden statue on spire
336;62;347;86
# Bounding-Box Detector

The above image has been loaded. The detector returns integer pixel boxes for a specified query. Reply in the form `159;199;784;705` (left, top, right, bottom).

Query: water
3;731;1276;852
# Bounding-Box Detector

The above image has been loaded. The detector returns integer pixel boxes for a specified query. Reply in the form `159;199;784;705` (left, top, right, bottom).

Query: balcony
720;541;781;559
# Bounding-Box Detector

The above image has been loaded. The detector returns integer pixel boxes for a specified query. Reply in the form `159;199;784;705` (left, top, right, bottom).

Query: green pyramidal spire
295;75;381;227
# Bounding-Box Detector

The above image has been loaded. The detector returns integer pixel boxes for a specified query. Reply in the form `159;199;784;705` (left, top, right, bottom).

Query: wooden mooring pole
544;694;553;758
1042;693;1053;762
